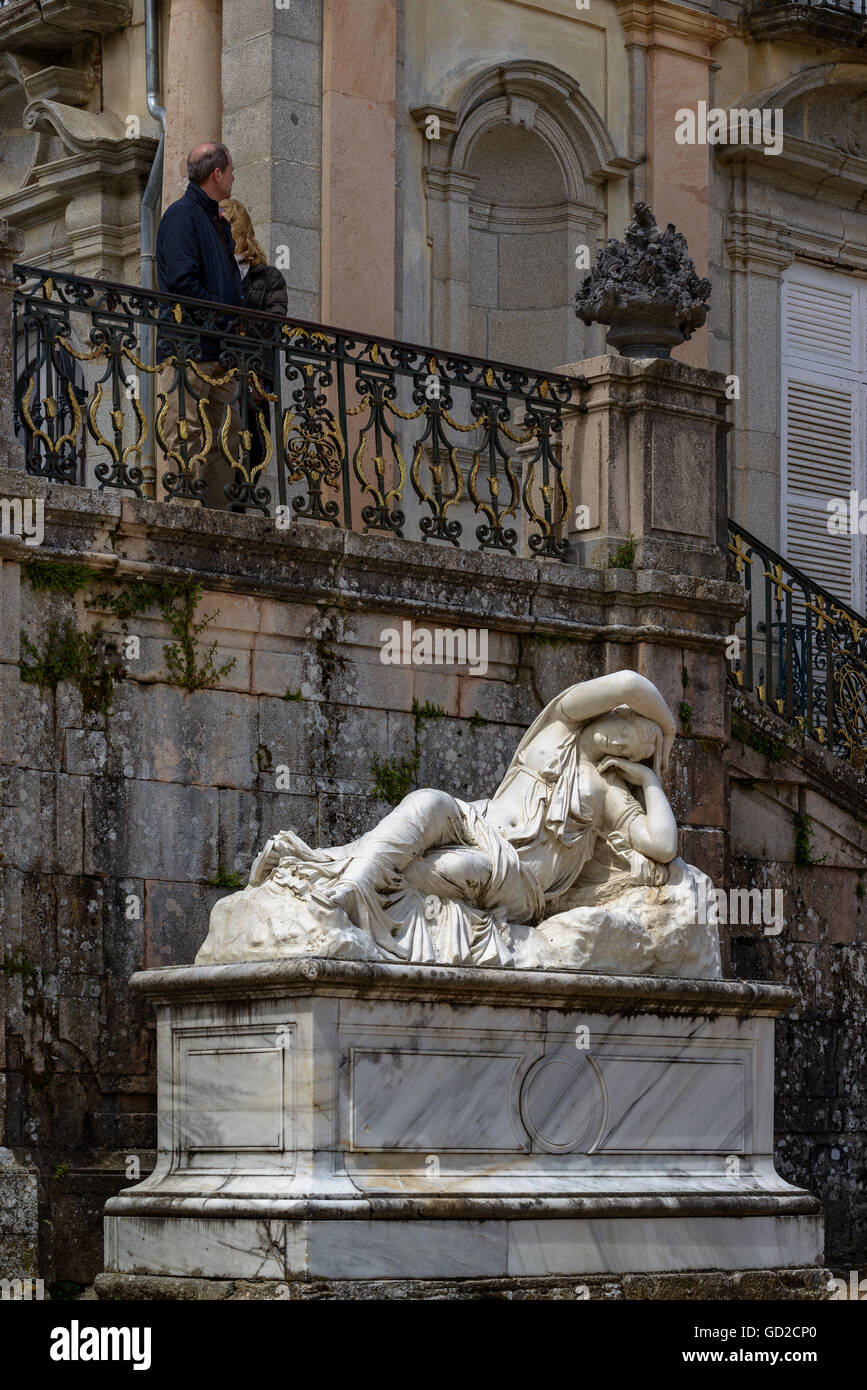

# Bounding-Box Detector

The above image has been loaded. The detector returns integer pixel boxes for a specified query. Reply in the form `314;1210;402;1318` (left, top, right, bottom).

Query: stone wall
0;465;739;1284
725;695;867;1271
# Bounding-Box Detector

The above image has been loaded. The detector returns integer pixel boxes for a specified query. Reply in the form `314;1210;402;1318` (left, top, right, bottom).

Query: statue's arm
602;767;678;863
557;673;676;765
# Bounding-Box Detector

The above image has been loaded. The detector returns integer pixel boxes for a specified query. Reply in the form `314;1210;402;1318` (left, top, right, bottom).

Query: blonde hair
220;198;267;267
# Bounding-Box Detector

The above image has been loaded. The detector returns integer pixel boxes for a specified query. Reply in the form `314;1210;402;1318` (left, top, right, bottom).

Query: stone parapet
0;467;743;651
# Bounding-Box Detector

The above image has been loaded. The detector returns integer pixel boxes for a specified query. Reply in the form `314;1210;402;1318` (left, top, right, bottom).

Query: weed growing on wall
531;631;583;648
412;699;446;732
370;751;420;805
19;619;124;717
794;812;826;868
608;534;637;570
24;559;97;595
161;585;237;692
97;577;237;692
207;868;247;890
370;701;493;804
730;711;788;761
20;562;238;705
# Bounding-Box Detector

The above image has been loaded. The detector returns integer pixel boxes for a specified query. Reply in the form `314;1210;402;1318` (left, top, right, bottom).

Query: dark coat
157;182;244;307
156;183;244;359
243;263;289;317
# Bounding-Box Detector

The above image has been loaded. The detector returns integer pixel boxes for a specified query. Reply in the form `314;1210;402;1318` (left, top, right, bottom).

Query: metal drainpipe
140;0;167;499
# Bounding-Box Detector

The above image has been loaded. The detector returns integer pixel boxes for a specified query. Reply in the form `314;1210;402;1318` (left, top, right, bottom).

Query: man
155;142;245;509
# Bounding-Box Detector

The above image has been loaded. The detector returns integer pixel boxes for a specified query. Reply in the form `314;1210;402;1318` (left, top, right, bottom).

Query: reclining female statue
197;671;720;977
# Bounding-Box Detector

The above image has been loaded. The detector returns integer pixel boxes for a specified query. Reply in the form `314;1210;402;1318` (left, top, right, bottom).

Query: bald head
187;142;234;200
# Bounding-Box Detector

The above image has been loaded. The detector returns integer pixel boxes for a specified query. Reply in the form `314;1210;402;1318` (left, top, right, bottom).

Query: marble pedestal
99;959;826;1297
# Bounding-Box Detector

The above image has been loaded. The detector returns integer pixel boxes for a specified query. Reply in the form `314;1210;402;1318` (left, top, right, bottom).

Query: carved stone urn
576;202;711;358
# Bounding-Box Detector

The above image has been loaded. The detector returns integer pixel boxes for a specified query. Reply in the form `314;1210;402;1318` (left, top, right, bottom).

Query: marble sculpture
198;671;721;977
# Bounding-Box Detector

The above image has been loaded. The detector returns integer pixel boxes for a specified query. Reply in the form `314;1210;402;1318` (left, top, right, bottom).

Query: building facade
1;0;866;1287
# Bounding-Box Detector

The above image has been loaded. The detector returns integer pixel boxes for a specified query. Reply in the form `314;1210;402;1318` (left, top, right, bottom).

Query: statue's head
581;707;664;774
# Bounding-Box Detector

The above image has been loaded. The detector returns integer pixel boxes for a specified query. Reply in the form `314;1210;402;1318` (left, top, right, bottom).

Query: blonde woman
219;200;288;496
220;198;288;315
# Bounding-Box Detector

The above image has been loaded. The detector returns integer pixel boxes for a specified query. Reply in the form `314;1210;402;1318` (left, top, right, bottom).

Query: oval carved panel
518;1052;606;1154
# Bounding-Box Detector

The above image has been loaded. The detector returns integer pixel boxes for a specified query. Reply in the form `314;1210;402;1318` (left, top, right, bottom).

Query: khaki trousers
157;361;241;508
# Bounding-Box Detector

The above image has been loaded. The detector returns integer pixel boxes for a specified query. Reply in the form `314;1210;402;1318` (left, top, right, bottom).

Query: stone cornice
723;212;796;273
617;0;735;56
128;955;799;1015
718;133;867;198
722;146;867;274
0;469;745;645
0;135;156;238
742;3;867;51
23;99;158;157
24;65;96;109
469;197;603;234
421;166;479;199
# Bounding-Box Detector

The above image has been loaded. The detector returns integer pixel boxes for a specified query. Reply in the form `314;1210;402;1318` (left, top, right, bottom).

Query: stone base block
104;1210;823;1282
101;959;826;1285
94;1267;835;1301
0;1148;39;1279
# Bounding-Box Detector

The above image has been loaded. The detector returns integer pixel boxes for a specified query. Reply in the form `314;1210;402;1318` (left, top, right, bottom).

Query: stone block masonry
221;0;324;320
0;467;741;1283
0;464;860;1285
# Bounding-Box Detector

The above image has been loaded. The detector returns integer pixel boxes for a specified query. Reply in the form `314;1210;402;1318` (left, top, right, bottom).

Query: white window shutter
781;267;863;610
783;270;859;374
781;369;857;607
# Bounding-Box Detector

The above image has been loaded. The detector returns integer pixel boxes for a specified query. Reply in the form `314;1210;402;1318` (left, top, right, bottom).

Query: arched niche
466;120;572;366
783;72;867;158
412;61;630;366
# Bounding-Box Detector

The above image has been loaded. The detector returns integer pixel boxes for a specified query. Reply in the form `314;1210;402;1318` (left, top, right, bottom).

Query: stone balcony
0;0;130;54
742;0;867;47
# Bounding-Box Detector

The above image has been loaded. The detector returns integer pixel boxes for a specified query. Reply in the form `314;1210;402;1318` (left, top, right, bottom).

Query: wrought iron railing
728;522;867;772
11;263;584;561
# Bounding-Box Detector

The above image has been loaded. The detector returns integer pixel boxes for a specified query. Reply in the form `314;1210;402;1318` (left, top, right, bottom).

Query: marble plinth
102;959;824;1286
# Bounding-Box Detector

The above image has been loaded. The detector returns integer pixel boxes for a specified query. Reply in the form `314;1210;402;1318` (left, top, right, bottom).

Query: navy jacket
156;182;244;358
